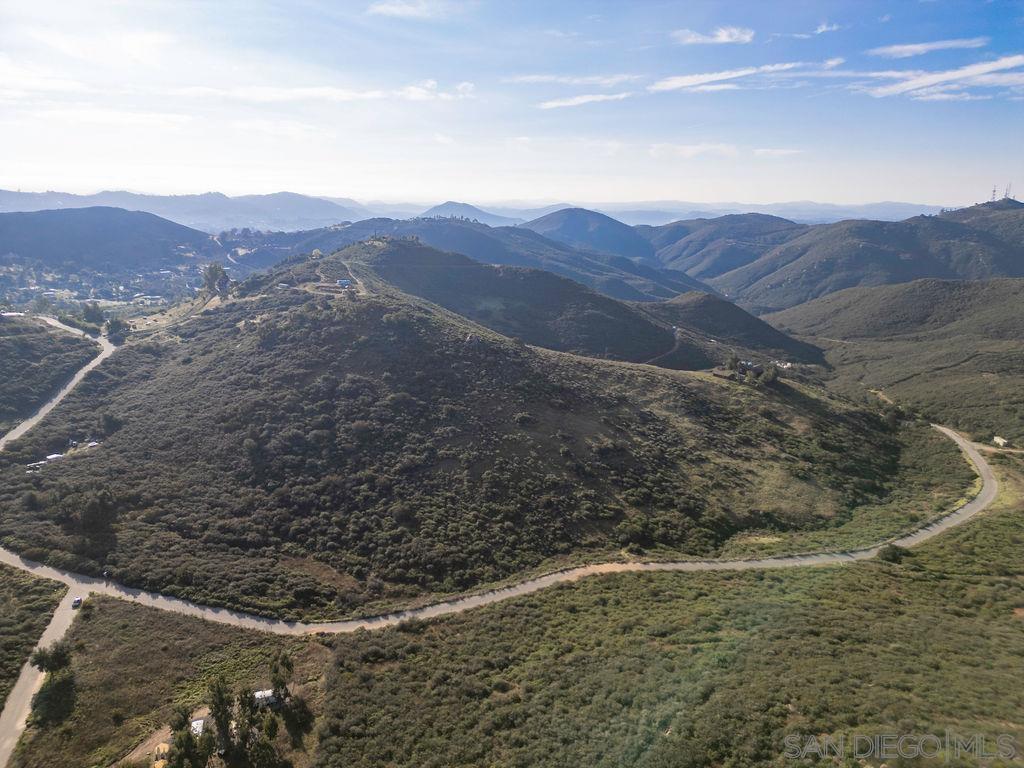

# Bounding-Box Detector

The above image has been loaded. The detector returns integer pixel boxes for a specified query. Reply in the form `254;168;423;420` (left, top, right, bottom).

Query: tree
203;263;228;294
757;364;779;387
31;639;72;673
208;675;234;755
82;302;105;325
269;651;293;701
726;353;740;371
106;317;129;338
878;544;907;564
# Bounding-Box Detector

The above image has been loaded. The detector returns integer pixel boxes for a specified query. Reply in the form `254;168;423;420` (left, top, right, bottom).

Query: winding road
0;315;1004;766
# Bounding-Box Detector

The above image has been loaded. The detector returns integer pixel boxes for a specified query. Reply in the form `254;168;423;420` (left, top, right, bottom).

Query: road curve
0;426;999;637
0;317;116;452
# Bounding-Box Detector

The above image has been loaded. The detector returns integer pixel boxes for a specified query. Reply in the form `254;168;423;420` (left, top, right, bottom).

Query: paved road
0;317;115;452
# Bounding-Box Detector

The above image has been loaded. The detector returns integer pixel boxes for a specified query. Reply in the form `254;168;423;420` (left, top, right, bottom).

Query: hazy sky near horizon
1;0;1022;206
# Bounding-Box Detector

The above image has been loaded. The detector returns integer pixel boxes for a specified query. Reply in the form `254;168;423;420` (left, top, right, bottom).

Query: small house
994;436;1009;447
336;279;353;288
190;718;205;736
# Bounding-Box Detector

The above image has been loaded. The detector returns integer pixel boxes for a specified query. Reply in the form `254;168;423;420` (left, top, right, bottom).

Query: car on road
71;597;83;609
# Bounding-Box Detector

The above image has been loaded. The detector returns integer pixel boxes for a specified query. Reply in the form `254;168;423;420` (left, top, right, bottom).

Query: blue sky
1;0;1022;205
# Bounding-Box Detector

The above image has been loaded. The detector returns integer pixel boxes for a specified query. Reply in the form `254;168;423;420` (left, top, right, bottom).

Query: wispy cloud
175;80;475;104
649;142;738;159
365;0;451;19
866;54;1024;96
815;22;840;34
867;36;989;58
671;26;754;45
909;86;992;102
505;74;640;87
688;84;741;92
537;92;632;109
754;147;803;157
823;57;845;69
649;63;801;92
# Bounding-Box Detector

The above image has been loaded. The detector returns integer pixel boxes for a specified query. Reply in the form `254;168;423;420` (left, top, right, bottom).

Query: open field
0;565;65;710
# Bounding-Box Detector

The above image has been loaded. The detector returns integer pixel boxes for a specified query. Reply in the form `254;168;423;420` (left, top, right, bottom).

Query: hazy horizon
2;0;1023;205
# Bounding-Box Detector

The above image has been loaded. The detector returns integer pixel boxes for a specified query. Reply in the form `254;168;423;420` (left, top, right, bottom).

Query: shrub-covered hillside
0;254;908;618
0;316;98;433
769;278;1024;442
346;240;712;369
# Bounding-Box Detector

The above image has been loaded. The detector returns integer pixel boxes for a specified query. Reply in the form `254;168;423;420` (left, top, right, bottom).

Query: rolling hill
769;278;1024;442
0;247;905;618
0;189;364;233
221;216;710;302
420;201;522;227
521;207;655;261
636;213;807;278
713;212;1024;312
631;200;1024;313
0;207;225;273
343;239;714;368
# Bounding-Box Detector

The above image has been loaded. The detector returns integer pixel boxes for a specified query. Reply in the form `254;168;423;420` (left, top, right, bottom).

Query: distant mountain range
4;197;1020;313
0;189;366;233
0;189;949;233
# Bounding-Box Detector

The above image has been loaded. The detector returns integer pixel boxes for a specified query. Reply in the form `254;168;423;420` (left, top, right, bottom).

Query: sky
1;0;1022;206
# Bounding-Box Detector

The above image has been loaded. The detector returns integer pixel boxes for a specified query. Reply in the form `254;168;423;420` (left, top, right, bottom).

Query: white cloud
671;26;754;45
909;85;992;102
814;22;840;34
649;142;738;159
537;92;632;109
867;37;989;59
649;63;801;92
505;74;639;87
28;107;192;127
754;147;803;157
175;80;474;104
823;57;845;69
867;54;1024;97
688;84;741;92
365;0;450;19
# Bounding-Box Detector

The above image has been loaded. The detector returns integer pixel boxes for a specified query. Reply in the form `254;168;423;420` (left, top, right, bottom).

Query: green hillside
222;217;708;302
0;316;98;432
0;250;916;618
713;213;1024;312
520;207;656;261
769;278;1024;442
347;240;711;368
635;291;823;364
0;207;224;272
637;213;806;278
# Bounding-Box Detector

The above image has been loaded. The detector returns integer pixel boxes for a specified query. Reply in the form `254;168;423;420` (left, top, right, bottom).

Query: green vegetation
220;215;708;301
0;564;65;710
314;453;1024;768
0;316;97;432
717;422;975;557
0;257;915;619
348;240;709;368
769;278;1024;442
637;200;1024;312
521;207;656;260
11;597;327;768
